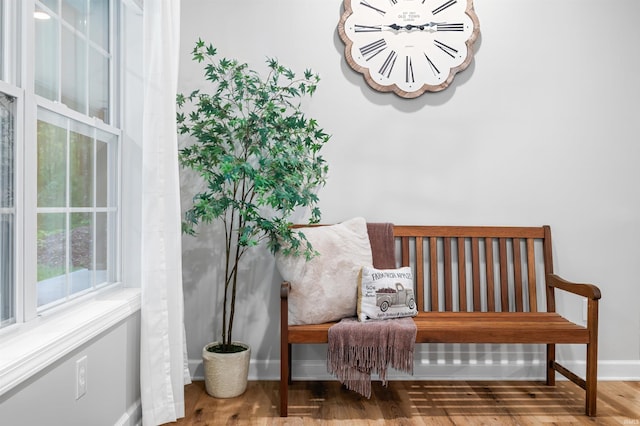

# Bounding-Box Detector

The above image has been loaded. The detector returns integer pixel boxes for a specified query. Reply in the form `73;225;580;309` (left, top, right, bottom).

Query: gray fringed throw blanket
327;316;417;398
327;222;416;398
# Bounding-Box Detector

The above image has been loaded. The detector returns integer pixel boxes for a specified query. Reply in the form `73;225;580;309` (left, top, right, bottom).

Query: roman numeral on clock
355;24;383;32
379;50;398;78
360;0;386;16
406;56;415;83
434;39;458;58
437;23;464;31
424;53;440;75
360;38;387;61
430;0;457;14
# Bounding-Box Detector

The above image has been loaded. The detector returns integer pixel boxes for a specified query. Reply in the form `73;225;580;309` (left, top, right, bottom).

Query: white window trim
0;285;140;396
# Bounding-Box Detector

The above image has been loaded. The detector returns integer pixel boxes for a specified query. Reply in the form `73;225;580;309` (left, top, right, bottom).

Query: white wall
179;0;640;379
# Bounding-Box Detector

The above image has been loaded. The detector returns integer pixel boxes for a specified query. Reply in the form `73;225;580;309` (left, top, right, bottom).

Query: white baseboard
189;359;204;380
189;358;640;381
114;399;142;426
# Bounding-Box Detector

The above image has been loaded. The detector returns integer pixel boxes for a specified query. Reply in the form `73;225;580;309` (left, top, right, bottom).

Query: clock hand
419;22;442;28
385;22;442;32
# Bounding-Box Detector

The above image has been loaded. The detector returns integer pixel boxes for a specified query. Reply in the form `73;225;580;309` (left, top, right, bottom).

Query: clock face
338;0;480;98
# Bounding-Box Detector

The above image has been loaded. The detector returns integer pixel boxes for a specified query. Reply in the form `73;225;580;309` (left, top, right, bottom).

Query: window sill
0;286;141;397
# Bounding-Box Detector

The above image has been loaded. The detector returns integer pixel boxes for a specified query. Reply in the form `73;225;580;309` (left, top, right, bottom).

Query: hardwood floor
167;380;640;425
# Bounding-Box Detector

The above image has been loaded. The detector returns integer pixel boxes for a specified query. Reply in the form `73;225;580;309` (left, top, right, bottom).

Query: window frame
33;99;121;312
1;0;124;327
33;0;115;125
1;0;19;85
0;79;23;328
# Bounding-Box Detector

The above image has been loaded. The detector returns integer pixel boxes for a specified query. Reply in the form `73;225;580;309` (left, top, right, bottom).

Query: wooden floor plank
167;380;640;425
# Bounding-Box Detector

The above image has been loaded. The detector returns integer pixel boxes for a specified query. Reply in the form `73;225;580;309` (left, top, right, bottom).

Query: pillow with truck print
357;266;418;322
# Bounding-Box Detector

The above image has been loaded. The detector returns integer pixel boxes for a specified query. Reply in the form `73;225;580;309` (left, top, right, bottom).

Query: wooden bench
279;225;601;417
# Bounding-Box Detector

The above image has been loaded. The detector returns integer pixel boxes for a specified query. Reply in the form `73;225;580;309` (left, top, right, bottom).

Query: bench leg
546;343;556;386
288;344;292;384
280;343;289;417
280;286;289;417
585;342;598;417
585;297;599;417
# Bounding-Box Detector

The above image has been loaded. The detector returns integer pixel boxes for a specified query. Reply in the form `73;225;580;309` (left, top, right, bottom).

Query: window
0;90;15;326
36;108;118;308
1;0;17;328
35;0;111;122
0;0;4;81
0;0;122;328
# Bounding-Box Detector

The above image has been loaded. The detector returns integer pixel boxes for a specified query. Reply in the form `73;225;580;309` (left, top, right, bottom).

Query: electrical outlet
76;356;87;400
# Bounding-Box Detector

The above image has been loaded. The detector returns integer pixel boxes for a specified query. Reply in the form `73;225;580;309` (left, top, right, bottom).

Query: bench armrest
547;274;601;300
281;281;291;299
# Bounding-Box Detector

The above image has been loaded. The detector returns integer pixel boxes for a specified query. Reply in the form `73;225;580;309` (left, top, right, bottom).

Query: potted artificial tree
177;40;330;398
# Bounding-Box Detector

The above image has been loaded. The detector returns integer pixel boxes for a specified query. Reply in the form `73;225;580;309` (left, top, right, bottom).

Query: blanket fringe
327;317;416;398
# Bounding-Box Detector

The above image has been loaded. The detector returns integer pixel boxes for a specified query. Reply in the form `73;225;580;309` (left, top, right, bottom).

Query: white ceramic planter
202;342;251;398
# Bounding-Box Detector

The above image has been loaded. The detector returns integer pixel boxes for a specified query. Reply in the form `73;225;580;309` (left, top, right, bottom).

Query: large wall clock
338;0;480;98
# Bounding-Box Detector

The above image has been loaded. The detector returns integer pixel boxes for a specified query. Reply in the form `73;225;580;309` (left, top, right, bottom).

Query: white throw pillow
357;266;418;322
276;217;373;325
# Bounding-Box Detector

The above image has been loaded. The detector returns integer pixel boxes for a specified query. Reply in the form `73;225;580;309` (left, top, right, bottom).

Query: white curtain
140;1;191;425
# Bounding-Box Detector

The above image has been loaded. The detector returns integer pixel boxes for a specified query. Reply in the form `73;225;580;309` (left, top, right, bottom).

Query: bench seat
414;312;589;344
287;312;588;344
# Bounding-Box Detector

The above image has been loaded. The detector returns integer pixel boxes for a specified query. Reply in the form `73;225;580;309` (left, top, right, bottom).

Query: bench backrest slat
471;237;480;310
527;238;538;312
393;225;553;313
